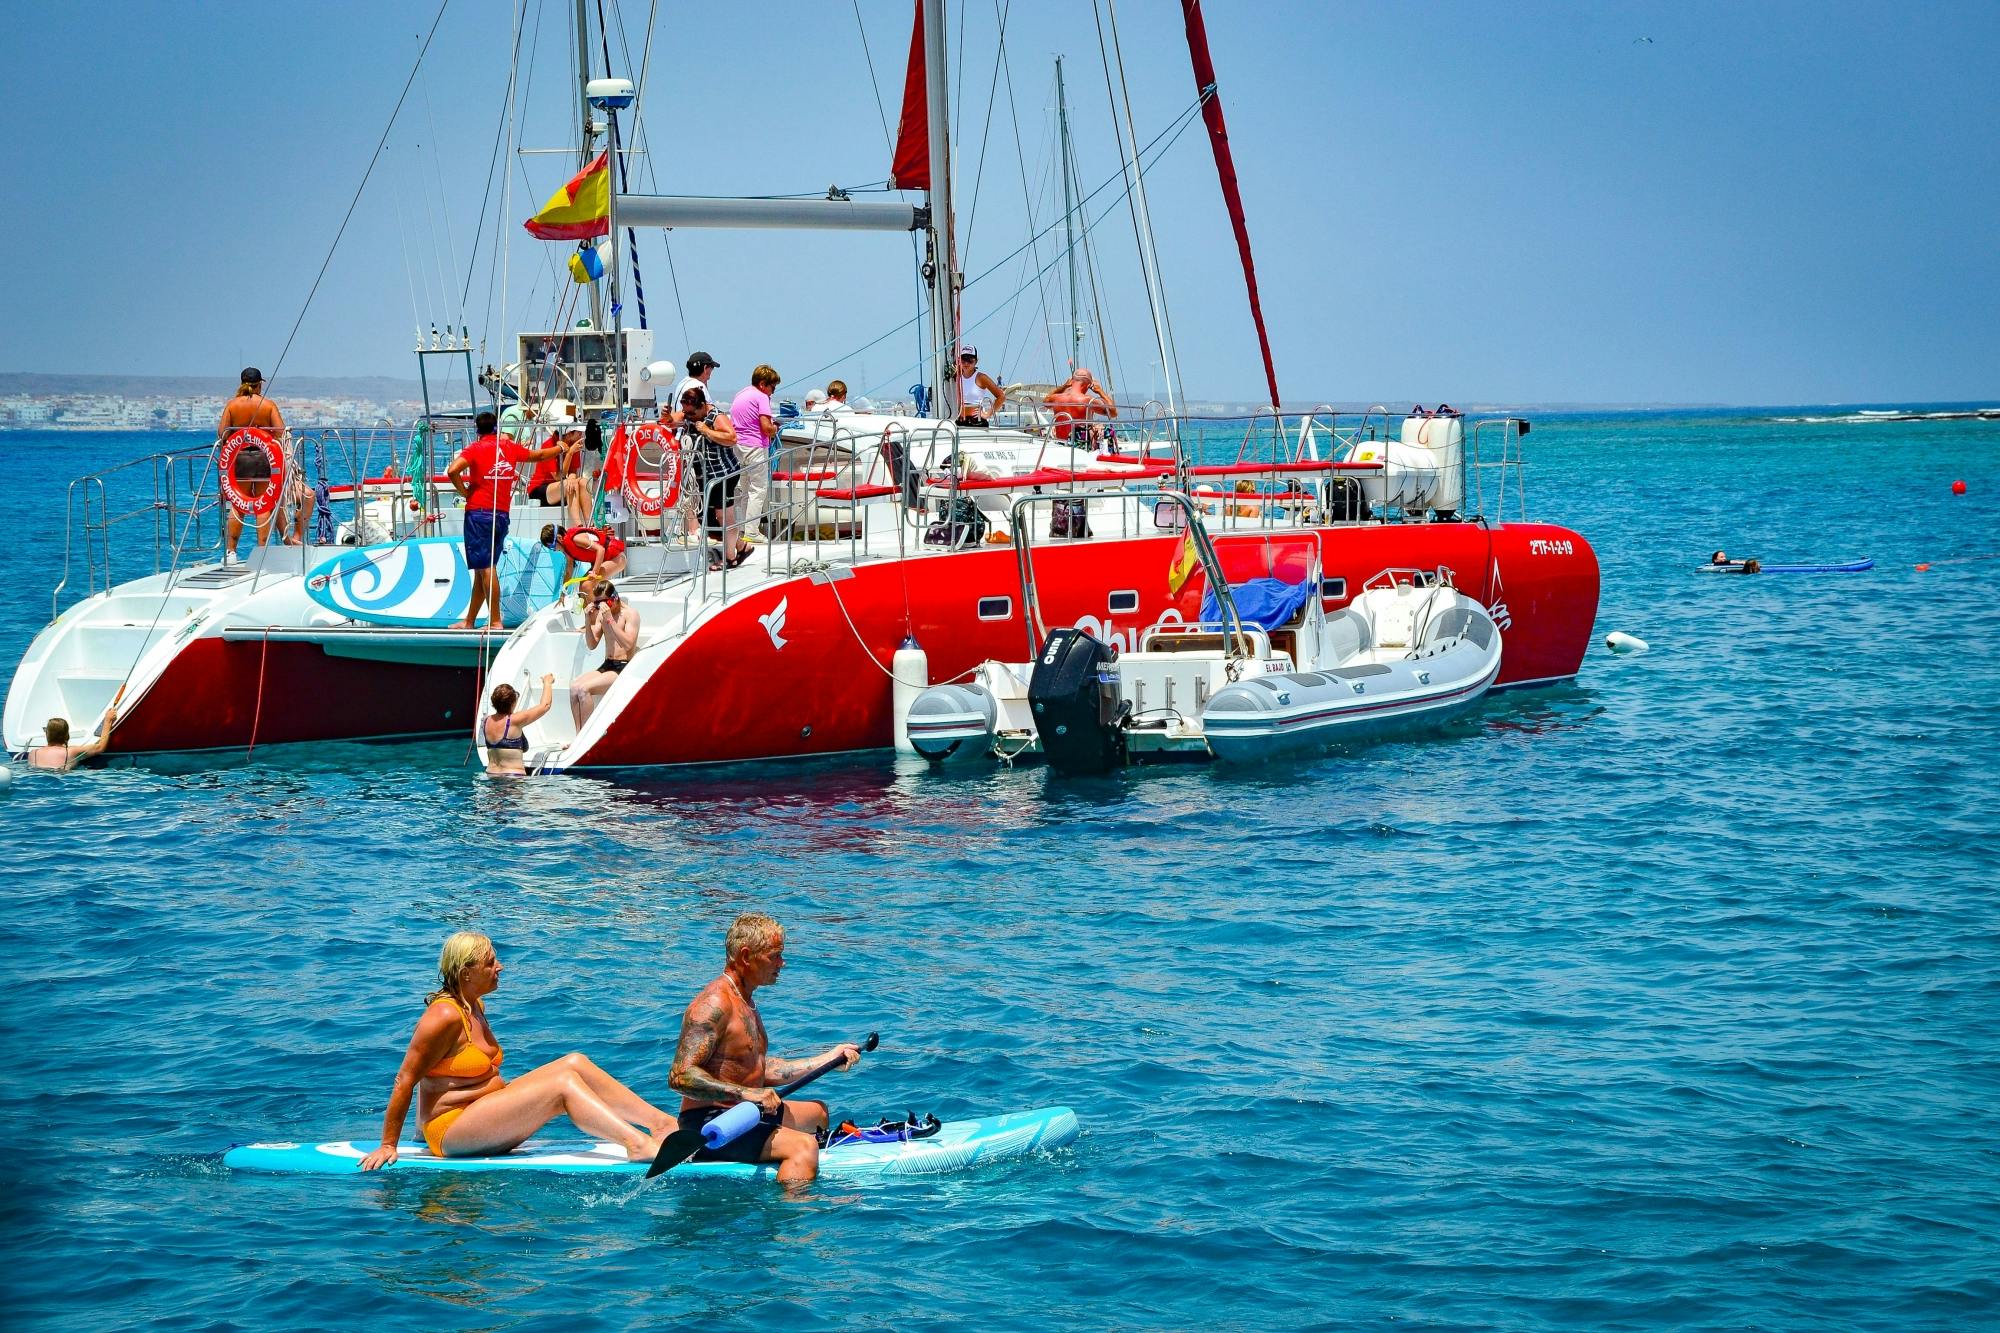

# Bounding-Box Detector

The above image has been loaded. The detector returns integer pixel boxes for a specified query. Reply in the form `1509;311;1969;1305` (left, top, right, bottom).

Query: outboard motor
1027;627;1124;774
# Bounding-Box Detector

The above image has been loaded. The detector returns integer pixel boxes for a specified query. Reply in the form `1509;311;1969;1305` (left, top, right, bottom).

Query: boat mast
1057;56;1083;376
922;0;958;418
576;0;605;334
1101;0;1181;423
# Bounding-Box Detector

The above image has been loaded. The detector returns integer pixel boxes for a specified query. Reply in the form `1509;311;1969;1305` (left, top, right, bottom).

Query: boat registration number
1529;539;1574;556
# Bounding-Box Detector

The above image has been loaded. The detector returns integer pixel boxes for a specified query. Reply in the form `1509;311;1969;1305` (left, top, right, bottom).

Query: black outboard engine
1028;627;1125;774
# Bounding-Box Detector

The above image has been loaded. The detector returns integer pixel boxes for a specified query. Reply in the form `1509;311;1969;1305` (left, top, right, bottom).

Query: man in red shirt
446;410;564;630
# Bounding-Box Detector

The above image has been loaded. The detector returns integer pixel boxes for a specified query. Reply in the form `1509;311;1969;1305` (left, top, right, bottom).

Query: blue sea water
0;410;1996;1330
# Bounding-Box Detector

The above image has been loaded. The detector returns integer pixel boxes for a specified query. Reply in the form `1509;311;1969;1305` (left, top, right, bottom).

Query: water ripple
1;418;1997;1327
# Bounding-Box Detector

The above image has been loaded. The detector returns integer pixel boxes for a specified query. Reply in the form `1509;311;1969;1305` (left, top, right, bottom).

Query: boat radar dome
586;78;635;110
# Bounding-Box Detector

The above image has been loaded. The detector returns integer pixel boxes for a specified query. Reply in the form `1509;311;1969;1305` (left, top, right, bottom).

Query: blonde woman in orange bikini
358;932;676;1169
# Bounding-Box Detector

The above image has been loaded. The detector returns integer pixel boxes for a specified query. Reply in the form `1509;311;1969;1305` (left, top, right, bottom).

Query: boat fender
559;526;626;564
700;1099;766;1150
891;636;930;755
1604;631;1649;656
905;683;998;761
0;764;11;788
219;428;286;518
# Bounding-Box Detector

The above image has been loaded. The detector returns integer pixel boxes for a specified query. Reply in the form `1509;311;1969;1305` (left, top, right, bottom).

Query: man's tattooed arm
762;1044;860;1084
668;996;761;1103
760;1053;821;1084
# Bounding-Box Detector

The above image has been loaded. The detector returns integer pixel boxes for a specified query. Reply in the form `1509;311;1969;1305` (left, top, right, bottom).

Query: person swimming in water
25;706;117;772
358;932;677;1169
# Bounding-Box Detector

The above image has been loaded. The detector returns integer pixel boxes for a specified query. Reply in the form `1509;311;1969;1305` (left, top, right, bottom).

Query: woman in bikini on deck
359;932;677;1169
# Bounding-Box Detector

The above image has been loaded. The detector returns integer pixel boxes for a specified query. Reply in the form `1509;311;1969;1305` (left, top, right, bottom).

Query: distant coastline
0;371;1992;432
0;373;425;432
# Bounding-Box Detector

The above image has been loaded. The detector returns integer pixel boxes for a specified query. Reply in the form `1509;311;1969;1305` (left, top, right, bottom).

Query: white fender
891;637;930;754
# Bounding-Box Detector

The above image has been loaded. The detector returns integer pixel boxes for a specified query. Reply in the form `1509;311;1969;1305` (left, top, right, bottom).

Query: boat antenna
923;0;958;418
1057;56;1084;376
1094;0;1183;429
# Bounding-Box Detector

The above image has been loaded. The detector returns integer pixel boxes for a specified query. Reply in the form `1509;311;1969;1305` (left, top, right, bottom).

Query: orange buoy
1952;480;1967;495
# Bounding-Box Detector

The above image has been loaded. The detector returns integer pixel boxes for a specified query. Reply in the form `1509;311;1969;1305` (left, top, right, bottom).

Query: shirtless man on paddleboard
668;913;862;1185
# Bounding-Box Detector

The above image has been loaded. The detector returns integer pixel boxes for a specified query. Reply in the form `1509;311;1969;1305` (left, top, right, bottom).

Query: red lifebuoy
620;420;680;516
559;525;626;565
219;428;285;518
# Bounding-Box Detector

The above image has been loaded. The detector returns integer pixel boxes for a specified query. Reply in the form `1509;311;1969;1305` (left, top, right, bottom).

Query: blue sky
4;1;1995;405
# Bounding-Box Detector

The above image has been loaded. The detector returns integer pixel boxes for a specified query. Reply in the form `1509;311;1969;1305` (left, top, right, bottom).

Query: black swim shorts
681;1103;778;1165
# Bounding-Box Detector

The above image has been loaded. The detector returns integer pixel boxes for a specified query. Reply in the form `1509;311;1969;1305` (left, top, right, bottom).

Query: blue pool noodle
700;1100;764;1149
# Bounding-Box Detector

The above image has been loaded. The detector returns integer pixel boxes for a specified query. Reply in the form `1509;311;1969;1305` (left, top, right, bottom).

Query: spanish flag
1165;525;1201;595
524;153;610;240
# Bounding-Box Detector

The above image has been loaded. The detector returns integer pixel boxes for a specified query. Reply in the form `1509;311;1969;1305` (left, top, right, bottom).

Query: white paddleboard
305;535;562;628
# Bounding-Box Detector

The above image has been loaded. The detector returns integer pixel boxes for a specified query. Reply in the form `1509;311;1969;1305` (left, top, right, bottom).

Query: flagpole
606;109;622;415
586;78;636;428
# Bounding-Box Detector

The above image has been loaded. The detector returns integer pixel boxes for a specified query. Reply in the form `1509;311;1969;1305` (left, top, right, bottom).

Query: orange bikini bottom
422;1105;467;1157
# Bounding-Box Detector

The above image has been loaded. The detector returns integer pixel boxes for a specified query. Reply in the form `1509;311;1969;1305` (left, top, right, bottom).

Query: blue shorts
464;508;510;569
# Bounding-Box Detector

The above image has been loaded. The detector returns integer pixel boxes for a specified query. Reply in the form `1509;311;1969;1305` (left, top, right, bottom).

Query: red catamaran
476;0;1598;772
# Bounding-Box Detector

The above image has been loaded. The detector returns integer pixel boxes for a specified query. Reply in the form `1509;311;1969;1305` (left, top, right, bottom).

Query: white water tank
1359;410;1464;517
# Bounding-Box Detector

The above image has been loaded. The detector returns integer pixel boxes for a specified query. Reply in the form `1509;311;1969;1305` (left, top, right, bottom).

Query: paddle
645;1032;879;1179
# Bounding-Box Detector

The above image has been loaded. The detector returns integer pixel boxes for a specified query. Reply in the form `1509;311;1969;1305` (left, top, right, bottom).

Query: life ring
219;428;285;518
559;525;626;565
620;421;680;516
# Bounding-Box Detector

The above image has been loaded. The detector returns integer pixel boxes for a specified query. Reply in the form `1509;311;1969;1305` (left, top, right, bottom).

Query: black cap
240;366;264;384
687;351;720;372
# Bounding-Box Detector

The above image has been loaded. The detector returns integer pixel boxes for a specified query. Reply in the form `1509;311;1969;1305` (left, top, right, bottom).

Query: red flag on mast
1182;0;1281;410
889;0;930;190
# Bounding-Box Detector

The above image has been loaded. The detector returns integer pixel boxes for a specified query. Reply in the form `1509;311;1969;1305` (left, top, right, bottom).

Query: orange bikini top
425;995;504;1080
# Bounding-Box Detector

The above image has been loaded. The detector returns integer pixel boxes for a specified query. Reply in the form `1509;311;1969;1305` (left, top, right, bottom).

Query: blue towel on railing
1199;576;1313;631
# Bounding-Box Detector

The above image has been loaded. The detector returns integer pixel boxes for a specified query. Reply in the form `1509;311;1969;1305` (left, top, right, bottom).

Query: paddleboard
1695;558;1874;574
224;1105;1078;1178
304;535;562;628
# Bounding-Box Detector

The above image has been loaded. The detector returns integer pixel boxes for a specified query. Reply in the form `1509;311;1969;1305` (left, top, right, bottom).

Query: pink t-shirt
729;386;774;453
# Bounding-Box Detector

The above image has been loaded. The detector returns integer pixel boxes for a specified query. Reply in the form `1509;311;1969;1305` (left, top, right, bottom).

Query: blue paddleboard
1695;558;1874;574
224;1105;1078;1179
305;536;562;628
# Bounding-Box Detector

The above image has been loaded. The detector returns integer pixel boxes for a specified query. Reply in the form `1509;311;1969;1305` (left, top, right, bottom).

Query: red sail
1182;0;1281;409
890;0;930;190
